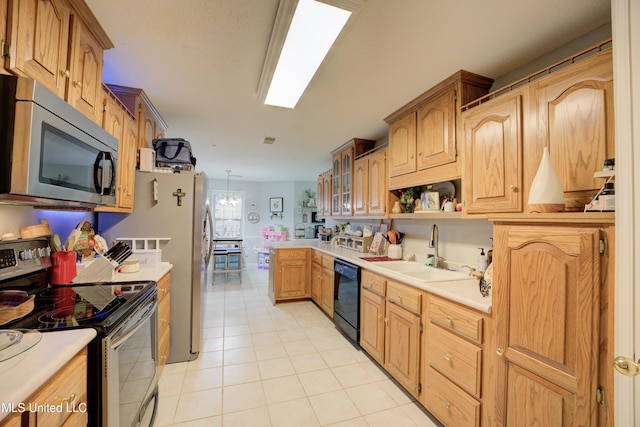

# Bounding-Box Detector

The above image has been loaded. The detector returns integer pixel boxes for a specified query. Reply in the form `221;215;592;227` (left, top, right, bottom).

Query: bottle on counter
477;248;488;273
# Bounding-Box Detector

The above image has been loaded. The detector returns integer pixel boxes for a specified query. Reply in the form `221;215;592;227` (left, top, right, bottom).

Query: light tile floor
155;265;441;426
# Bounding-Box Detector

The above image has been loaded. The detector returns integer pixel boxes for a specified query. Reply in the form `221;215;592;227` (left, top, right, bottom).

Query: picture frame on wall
270;197;284;213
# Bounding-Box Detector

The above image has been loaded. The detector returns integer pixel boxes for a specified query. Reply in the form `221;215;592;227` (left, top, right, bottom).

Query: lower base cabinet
0;348;90;427
157;272;171;376
360;270;386;364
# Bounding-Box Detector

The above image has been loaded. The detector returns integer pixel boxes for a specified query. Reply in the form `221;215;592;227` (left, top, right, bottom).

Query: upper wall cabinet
461;41;613;216
1;0;8;75
316;169;331;218
384;70;494;190
462;89;523;214
528;46;614;211
4;0;113;124
330;138;376;217
354;147;388;217
105;84;168;152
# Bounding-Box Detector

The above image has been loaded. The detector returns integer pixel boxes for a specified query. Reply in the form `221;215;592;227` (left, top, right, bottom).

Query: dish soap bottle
477;248;488;273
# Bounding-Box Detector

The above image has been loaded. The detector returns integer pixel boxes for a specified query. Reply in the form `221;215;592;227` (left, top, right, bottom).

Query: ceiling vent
263;136;276;145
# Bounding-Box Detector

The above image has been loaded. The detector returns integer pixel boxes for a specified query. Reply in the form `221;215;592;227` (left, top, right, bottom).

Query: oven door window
117;315;158;427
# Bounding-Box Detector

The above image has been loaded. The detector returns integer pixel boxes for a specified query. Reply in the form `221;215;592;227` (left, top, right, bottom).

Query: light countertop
271;239;492;314
0;329;97;422
110;262;173;282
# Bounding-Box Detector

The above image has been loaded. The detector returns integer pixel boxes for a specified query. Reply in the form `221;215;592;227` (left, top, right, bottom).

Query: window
212;191;244;238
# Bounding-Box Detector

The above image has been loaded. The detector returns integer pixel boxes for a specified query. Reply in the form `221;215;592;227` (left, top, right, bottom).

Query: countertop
271;239;492;314
0;329;97;422
110;262;173;282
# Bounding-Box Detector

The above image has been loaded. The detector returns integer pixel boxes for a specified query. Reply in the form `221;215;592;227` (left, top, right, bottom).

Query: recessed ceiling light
257;0;363;109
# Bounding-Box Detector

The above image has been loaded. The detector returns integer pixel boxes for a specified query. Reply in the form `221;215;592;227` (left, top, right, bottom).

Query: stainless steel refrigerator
99;170;211;363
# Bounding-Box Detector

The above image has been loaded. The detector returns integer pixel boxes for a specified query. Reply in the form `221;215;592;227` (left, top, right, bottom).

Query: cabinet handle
417;151;422;156
397;295;402;302
444;402;450;409
445;316;453;323
61;393;77;406
384;317;389;324
59;69;70;78
378;314;382;320
444;353;452;361
74;80;83;88
496;347;504;356
509;184;516;192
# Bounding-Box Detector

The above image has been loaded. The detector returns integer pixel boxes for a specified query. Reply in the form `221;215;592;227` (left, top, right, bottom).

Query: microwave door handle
93;152;115;195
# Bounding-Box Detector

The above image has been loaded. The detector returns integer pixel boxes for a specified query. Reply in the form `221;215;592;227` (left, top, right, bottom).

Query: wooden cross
173;188;186;206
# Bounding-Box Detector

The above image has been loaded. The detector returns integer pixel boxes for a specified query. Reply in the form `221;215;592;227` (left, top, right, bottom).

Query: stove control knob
19;250;32;260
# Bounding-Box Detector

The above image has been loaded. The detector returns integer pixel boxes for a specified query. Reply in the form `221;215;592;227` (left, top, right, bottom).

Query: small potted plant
304;189;316;207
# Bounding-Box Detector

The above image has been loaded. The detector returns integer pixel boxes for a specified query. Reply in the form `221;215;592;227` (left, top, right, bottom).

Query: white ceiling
84;0;611;182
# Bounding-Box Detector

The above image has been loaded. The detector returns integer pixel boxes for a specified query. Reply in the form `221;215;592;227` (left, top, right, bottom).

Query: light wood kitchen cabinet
1;0;9;75
24;347;88;427
490;220;613;427
527;47;614;211
354;147;387;217
316;170;331;218
461;41;613;215
4;0;112;124
330;138;375;217
320;254;334;317
269;248;309;303
360;270;386;364
96;85;137;212
384;280;422;397
423;296;487;427
384;71;493;190
462;89;523;215
106;84;168;152
157;272;171;376
311;256;322;305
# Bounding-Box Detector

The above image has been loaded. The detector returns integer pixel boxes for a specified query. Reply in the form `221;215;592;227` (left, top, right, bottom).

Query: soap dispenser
477;248;488;273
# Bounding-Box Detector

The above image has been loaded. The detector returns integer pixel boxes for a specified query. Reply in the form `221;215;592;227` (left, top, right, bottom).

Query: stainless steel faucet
429;224;443;268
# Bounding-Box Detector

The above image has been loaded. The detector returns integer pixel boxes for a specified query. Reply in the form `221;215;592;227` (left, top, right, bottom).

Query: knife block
71;255;118;283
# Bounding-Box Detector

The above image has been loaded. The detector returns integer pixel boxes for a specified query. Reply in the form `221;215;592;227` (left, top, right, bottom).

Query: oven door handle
112;300;158;350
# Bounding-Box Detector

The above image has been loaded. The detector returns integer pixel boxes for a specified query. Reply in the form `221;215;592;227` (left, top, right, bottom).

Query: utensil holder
387;244;403;260
71;256;118;283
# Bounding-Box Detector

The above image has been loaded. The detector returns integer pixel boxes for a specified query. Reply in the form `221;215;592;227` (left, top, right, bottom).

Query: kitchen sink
376;261;474;282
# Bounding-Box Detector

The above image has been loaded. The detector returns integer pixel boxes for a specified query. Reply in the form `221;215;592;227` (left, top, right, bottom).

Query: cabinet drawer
27;348;88;427
159;327;170;367
312;250;322;264
321;255;334;270
429;324;482;398
157;272;171;300
277;249;308;260
361;270;386;296
429;297;483;344
387;280;421;314
426;367;480;427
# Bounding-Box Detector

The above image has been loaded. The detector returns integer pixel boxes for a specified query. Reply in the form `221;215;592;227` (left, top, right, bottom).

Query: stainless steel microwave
0;75;118;207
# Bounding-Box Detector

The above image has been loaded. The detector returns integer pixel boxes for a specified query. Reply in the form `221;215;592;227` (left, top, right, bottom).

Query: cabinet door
7;0;70;98
322;173;332;217
353;156;368;216
138;104;156;150
331;155;341;216
463;91;523;214
320;266;334;317
417;87;456;170
1;0;7;75
66;16;103;124
388;113;417;177
385;301;421;396
119;113;138;209
311;262;322;304
360;287;385;364
492;224;600;427
341;149;353;215
368;149;387;216
531;50;614;211
316;175;324;218
276;259;308;298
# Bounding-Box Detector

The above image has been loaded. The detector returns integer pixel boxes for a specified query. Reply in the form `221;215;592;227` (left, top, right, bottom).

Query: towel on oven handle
152;138;197;166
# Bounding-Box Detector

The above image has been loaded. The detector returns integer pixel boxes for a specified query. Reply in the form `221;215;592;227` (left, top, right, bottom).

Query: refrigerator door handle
205;205;214;268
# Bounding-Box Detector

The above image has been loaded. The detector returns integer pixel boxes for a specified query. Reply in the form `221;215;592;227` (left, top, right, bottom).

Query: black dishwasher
333;259;361;344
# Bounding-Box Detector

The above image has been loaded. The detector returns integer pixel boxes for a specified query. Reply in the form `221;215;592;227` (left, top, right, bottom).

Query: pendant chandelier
219;170;238;206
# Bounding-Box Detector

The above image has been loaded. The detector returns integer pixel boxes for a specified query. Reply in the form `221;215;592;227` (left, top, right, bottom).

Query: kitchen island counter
270;239;491;313
0;329;97;422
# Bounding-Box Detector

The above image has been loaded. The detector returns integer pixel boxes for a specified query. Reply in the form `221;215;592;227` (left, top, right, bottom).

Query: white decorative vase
388;244;403;259
528;147;565;213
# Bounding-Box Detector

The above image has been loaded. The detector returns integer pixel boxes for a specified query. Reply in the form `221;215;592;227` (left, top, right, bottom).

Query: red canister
50;251;78;285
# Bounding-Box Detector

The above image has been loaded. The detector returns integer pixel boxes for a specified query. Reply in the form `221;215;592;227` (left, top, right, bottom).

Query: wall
208;178;317;263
